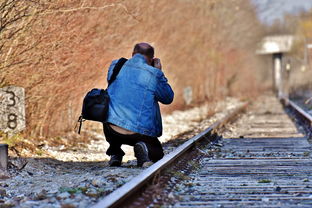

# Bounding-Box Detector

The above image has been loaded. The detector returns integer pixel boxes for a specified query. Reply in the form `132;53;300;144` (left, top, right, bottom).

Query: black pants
103;124;164;162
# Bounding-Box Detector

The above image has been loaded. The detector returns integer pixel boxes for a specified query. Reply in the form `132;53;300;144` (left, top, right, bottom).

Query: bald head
132;42;154;59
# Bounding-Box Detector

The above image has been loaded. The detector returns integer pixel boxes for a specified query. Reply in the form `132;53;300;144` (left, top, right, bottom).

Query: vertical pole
273;53;283;98
304;37;308;70
284;59;291;98
0;144;8;171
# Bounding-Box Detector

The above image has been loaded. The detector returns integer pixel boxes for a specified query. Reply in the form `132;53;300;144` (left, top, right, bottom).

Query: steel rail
92;103;248;208
281;97;312;123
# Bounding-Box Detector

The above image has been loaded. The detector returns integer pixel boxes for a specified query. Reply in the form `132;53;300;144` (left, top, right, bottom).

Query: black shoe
109;155;122;167
134;142;151;167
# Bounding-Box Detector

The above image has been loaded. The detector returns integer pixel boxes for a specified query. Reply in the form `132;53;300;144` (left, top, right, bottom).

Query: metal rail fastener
92;103;247;208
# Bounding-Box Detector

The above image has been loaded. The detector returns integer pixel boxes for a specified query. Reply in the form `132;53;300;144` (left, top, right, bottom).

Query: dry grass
1;0;265;139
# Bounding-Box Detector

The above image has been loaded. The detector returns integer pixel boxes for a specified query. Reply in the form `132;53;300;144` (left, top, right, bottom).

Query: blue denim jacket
106;54;174;137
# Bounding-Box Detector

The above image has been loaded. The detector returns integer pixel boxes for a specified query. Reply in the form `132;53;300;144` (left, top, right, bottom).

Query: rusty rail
281;97;312;124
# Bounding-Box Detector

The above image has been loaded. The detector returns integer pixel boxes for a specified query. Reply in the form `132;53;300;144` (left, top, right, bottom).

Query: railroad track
93;95;312;208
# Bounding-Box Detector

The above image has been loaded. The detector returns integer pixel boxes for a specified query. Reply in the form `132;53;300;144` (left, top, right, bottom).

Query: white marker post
0;86;26;170
183;86;193;105
0;86;26;132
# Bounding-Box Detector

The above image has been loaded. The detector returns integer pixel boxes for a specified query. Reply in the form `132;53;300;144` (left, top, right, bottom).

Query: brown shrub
1;0;265;137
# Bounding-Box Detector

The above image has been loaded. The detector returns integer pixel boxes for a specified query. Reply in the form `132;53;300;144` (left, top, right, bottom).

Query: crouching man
104;42;174;167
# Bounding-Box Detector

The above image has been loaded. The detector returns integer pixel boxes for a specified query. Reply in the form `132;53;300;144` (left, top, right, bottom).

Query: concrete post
0;144;8;171
273;53;283;98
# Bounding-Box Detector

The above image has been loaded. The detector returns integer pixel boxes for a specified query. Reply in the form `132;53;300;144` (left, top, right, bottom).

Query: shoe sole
134;143;150;167
142;161;153;168
109;160;121;167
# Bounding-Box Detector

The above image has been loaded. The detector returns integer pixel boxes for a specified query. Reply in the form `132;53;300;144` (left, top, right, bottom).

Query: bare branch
39;3;140;22
0;60;24;70
0;0;14;12
41;4;116;14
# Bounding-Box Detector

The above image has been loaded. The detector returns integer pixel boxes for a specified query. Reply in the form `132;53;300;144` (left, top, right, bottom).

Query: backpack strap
108;57;128;86
76;58;128;134
76;115;84;134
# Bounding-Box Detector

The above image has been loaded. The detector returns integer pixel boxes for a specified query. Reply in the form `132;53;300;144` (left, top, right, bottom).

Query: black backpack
77;57;128;134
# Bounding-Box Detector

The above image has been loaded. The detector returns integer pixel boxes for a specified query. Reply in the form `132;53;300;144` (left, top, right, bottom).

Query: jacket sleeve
155;73;174;105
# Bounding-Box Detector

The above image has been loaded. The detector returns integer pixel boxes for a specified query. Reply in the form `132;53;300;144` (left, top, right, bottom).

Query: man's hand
153;58;162;70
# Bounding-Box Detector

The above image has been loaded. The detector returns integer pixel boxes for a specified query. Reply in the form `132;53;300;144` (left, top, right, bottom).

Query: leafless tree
1;0;266;138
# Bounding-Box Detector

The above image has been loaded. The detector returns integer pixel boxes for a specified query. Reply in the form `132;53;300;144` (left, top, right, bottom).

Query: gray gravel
1;97;243;208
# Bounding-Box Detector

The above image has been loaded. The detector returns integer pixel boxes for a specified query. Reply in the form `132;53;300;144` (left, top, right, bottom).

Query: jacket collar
132;53;148;64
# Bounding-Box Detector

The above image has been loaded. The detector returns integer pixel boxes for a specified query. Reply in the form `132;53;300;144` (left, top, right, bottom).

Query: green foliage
303;152;310;157
173;171;191;180
187;161;201;170
258;179;272;183
0;131;23;147
59;187;87;194
300;19;312;38
35;149;45;156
